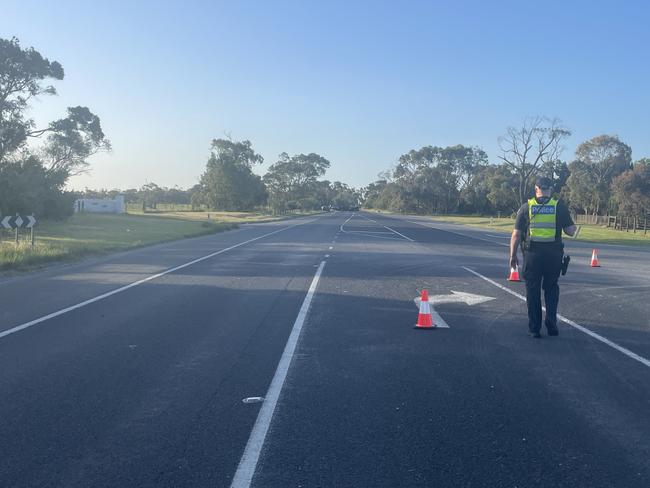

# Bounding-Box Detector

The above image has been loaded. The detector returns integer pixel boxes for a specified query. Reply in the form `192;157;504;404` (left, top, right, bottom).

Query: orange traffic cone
590;249;601;267
414;289;435;329
507;266;521;282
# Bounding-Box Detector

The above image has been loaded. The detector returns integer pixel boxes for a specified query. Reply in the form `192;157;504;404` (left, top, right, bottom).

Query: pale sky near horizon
2;0;649;191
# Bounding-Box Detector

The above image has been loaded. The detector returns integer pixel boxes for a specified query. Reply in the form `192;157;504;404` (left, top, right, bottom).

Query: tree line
191;138;360;213
2;37;648;221
364;117;649;219
79;138;362;214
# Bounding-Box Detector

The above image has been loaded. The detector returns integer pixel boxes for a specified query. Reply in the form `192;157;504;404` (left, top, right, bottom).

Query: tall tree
195;139;266;211
0;37;109;218
498;116;571;204
571;135;632;214
611;162;650;218
0;37;109;170
263;152;330;213
393;145;487;213
564;160;599;214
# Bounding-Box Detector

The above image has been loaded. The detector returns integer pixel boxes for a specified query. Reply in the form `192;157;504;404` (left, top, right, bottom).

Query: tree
195;139;266;211
362;179;388;209
564;160;599;214
330;181;360;210
392;145;488;214
567;135;632;214
484;164;520;215
611;162;650;218
498;117;571;204
263;152;331;213
0;37;109;217
0;155;75;218
0;37;63;162
41;106;111;175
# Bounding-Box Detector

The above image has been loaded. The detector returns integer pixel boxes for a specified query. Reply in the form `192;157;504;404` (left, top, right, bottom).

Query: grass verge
127;209;318;223
367;210;650;247
0;212;239;273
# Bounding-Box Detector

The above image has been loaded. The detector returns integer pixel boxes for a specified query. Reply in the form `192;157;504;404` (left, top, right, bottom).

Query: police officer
509;176;577;338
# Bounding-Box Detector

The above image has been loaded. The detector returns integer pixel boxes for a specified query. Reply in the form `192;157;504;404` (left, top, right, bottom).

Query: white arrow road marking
428;309;450;328
415;291;496;306
413;300;451;328
412;291;495;329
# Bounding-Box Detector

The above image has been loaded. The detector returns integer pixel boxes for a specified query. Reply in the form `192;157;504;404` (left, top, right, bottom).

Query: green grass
127;208;318;223
367;210;650;247
0;212;238;273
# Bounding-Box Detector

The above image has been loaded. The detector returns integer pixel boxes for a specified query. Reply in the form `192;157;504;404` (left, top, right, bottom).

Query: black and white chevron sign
0;215;37;229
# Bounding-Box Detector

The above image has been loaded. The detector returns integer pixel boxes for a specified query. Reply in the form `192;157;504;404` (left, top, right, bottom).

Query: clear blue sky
2;0;649;190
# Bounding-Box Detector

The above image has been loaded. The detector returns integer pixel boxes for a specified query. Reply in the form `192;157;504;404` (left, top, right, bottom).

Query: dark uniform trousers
523;243;563;333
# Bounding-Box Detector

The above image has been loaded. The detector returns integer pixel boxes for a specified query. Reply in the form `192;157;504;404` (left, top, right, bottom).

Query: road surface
1;212;649;487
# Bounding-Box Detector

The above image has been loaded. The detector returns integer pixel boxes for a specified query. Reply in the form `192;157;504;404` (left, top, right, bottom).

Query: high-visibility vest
528;197;558;242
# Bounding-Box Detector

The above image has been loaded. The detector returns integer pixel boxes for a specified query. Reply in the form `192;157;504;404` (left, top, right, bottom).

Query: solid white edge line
0;219;316;340
230;260;327;488
382;225;415;242
462;266;650;369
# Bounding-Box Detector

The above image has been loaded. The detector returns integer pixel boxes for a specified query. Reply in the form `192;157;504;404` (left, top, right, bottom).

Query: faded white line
407;220;508;247
383;225;415;242
0;219;316;340
230;260;326;488
462;266;650;370
486;234;510;239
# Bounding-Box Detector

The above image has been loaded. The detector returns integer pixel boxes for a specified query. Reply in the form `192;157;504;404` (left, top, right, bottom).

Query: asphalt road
1;211;649;487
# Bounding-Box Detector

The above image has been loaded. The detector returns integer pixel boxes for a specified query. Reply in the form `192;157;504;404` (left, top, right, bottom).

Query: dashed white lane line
462;266;650;370
382;225;415;242
0;219;317;341
230;260;327;488
329;246;334;250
